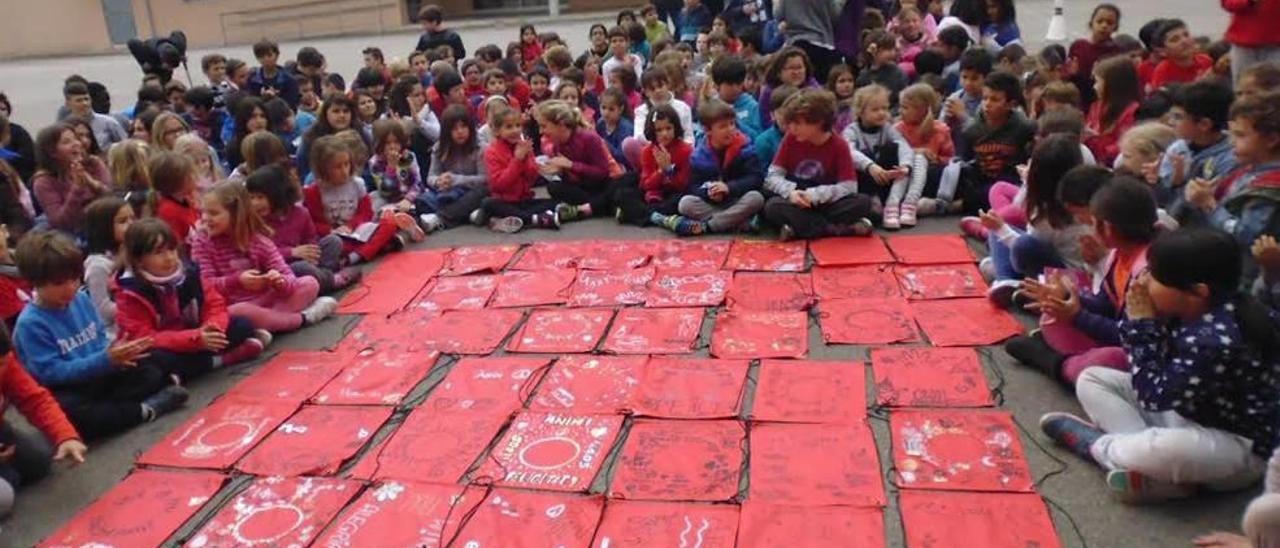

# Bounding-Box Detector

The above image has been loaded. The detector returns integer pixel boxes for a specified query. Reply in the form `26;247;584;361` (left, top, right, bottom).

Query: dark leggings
0;423;52;489
763;194;874;239
613;186;681;226
415;185;489;226
52;364;169;440
137;316;255;381
481;198;559;223
546;173;640;217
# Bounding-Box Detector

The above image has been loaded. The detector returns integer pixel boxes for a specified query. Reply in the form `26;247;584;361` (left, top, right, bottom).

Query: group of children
1;1;1280;544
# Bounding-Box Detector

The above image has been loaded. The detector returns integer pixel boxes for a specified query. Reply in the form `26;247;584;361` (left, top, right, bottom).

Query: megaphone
1046;0;1067;43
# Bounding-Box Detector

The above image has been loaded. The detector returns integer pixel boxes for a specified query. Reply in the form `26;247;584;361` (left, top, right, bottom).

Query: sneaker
978;257;996;282
390;234;408;252
333;267;363;289
1005;332;1066;379
900;203;918;227
1011;288;1036;310
746;215;764;233
987;279;1019;308
850;218;875;236
419;213;444;233
469;208;488;226
1105;469;1194;504
916;198;939;217
531;210;561;230
1039;412;1102;462
251;329;274;348
393;212;426;242
301;296;339;325
141;385;189;421
658;214;707;236
219;338;265;367
778;224;796;242
883;205;901;230
489;216;524;233
959;216;987;240
555;203;581;223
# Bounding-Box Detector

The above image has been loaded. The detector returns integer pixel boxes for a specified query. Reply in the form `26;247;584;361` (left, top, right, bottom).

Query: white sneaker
252;329;274;348
978;257;996;282
488;216;524;234
301;296;339;325
419;213;444;233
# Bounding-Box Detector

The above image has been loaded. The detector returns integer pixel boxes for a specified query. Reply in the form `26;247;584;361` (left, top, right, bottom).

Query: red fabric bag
236;405;393;476
221;350;346;405
418;309;525;354
895;263;989;300
809;236;894;265
408;274;498;314
602;308;704;354
450;489;605;548
724;239;807;271
748;423;885;506
369;406;513;482
725;272;813;311
442;244;520;275
646;269;731;307
751;360;866;423
899;491;1062;548
592;501;740;548
568;267;654;307
872;347;993;407
528;355;649;414
511;241;587;270
476;411;624;491
818;298;919;344
186;476;360;547
890;409;1034;492
736;503;884;548
490;268;577;308
40;470;225;548
577;240;654;270
887;234;975;264
811;265;901;300
338;249;446;314
313;481;472;548
631;358;749;418
312;349;440;406
136;397;297;470
910;298;1024;347
610;419;745;501
650;239;730;270
425;357;551;416
506;308;614;353
710;311;808;359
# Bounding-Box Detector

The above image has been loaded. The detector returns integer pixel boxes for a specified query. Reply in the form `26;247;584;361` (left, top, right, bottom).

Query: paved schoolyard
0;2;1239;546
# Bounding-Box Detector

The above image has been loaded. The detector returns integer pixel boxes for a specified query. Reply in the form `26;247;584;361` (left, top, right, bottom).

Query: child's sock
578;203;593;217
530;210;560;229
333;267;362;289
1105;469;1195;504
301;296;339;326
648;211;667;226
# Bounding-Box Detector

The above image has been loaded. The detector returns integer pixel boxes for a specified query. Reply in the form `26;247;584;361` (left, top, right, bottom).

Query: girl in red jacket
480;106;560;233
0;330;86;517
118;218;268;380
1085;56;1141;168
617;104;692;226
148;151;201;250
1222;0;1280;82
303;135;403;264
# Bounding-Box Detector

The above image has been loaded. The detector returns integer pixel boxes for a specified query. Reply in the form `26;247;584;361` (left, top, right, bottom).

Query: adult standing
1222;0;1280;83
775;0;848;84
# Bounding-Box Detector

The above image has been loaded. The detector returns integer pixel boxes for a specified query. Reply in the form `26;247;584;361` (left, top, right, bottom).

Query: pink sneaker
882;205;901;230
900;203;918;227
959;216;988;240
393;212;426;242
218;338;264;367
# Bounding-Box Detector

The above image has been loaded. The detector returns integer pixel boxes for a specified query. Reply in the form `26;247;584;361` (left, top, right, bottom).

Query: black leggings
52;364;169;440
613;186;681;226
546;173;640;217
481;198;559;223
138;316;255;381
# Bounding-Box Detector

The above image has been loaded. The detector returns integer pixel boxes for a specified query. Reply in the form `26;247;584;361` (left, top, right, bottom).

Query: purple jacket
550;130;612;186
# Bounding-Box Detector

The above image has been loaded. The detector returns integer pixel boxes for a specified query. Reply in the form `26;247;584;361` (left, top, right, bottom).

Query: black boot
1005;332;1066;380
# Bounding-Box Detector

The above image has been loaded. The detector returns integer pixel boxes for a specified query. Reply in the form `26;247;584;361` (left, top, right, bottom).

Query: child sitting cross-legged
303;135;406;265
1041;227;1280;504
0;324;87;518
762;89;875;240
479;105;560;233
245;165;360;295
116;218;268;381
420;105;490;232
194;182;336;335
13;230;185;439
615;105;692;228
657;99;765;235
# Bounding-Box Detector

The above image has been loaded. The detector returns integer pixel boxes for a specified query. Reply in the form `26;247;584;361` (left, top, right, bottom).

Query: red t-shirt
771;132;857;188
1150;54;1212;91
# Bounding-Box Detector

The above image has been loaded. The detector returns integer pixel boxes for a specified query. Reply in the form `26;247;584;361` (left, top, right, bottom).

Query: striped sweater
189;230;300;304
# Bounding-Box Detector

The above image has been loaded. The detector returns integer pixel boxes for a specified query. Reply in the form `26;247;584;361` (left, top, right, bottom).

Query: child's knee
294;276;321;301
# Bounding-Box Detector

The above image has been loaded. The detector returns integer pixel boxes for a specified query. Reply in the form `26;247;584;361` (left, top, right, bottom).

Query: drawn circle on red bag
183;420;260;459
518;436;583;470
230;503;305;544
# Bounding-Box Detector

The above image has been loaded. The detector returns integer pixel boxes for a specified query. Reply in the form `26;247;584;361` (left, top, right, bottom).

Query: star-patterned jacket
1121;301;1280;457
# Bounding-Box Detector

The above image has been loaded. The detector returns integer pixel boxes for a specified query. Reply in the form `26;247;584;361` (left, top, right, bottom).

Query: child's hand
0;444;13;463
514;140;533;160
1015;163;1029;183
264;269;286;289
549;155;574;169
978;209;1005;231
921;148;939;164
1185;177;1217;211
334;225;353;236
654;145;673;171
1169;152;1188;187
788;190;812;208
107;337;152;367
54;439;88;465
292;244;322;264
199;324;229;352
708;182;729;202
945;98;966;120
1041;287;1083;322
1141;154;1162;185
396;199;413;212
1252;235;1280;275
438;172;453;190
1126;272;1157;320
868;165;892;186
240;270;269;291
